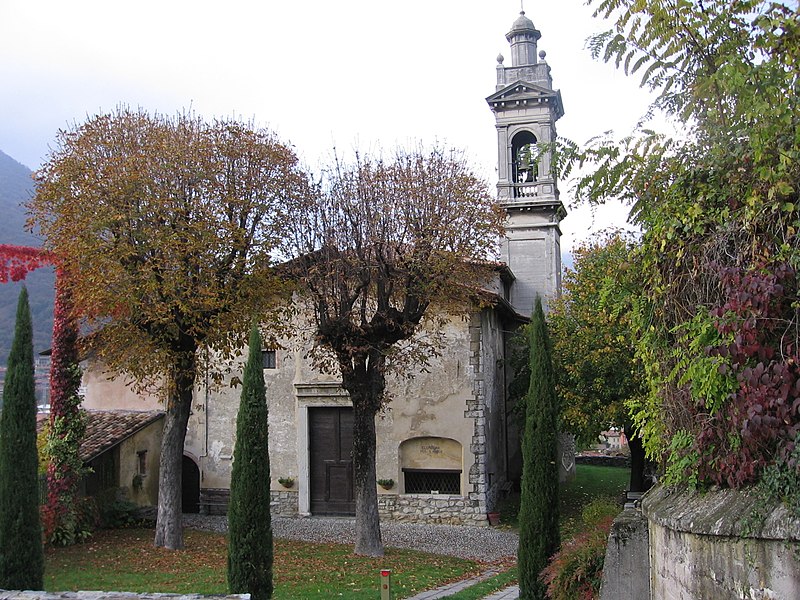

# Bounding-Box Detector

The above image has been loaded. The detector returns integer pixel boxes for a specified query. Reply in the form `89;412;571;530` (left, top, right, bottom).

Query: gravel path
183;514;518;563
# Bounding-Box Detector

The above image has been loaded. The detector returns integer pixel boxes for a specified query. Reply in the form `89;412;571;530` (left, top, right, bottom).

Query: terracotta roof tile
38;410;165;462
80;410;165;462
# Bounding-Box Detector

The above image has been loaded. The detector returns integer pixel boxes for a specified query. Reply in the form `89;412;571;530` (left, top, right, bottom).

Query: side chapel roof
38;410;165;462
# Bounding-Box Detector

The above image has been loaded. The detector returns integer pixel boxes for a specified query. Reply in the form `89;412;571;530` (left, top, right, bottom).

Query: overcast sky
1;0;655;253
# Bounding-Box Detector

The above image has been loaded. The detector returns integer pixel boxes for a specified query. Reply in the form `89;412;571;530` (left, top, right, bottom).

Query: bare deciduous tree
282;146;505;556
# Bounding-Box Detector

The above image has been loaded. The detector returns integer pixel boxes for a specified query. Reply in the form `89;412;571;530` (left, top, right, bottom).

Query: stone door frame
295;382;352;516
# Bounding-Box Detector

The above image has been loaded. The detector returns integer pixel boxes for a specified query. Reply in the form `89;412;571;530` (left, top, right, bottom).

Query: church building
81;9;569;525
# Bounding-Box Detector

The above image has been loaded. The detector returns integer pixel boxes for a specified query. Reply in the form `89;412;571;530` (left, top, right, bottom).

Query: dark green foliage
0;287;44;589
518;297;560;600
564;1;800;490
228;325;273;600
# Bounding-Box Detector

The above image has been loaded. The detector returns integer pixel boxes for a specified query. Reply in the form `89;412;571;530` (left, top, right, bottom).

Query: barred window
403;468;461;495
262;349;276;369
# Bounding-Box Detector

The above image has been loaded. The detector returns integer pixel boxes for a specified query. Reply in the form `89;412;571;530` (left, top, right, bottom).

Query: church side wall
374;312;487;525
475;308;507;514
80;363;162;411
81;304;508;525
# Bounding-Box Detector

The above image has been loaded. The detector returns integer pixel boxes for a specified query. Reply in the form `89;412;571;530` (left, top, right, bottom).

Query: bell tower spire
487;9;566;316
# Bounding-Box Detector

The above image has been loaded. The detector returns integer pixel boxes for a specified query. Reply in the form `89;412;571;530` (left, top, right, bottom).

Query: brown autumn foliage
29;107;308;549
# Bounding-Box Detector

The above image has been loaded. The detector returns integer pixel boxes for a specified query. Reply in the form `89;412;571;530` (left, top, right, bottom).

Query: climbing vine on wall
0;245;88;544
42;274;90;545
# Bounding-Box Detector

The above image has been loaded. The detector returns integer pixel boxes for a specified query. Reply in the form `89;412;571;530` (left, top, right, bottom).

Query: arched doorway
182;455;200;513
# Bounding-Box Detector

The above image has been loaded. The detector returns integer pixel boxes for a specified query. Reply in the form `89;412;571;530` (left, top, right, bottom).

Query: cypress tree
518;296;560;600
0;287;44;589
228;325;273;600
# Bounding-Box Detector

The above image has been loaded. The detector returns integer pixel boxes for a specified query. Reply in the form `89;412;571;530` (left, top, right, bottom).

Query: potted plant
278;477;295;489
377;478;394;490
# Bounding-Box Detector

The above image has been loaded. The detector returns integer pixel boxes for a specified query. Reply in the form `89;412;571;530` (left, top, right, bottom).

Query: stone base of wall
270;489;298;517
643;485;800;600
267;489;495;526
378;493;489;526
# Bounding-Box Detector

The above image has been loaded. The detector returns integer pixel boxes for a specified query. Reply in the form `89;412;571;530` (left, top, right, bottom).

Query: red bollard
380;569;392;600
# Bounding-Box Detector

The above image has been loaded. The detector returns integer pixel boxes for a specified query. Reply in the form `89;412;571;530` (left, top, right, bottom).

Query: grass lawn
45;528;483;600
560;464;629;522
44;466;626;599
499;464;630;534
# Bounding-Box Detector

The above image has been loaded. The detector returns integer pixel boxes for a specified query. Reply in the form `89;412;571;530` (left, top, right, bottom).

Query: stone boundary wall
0;593;249;600
378;493;488;526
575;454;630;468
642;485;800;599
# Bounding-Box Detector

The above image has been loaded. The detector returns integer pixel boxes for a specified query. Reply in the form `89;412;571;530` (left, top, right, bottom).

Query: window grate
262;349;276;369
403;469;461;495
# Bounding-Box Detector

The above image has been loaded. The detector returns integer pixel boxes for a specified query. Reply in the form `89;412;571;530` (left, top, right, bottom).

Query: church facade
81;9;568;525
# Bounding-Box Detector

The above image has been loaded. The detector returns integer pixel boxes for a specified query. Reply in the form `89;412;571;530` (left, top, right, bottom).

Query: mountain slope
0;150;55;364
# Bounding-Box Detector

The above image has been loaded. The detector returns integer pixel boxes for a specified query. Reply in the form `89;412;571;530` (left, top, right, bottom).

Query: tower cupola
506;11;541;67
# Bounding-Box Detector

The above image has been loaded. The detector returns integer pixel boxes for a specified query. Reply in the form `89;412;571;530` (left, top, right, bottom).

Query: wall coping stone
641;484;800;541
0;593;249;600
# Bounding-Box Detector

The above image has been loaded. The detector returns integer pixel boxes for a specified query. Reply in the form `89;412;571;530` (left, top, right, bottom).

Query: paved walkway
403;571;519;600
404;571;499;600
481;585;520;599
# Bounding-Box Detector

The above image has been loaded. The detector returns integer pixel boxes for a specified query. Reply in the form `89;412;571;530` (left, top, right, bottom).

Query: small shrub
95;489;140;529
541;499;618;600
42;496;97;546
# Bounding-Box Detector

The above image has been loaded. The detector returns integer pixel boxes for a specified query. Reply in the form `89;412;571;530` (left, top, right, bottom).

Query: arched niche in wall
511;130;538;185
399;436;463;495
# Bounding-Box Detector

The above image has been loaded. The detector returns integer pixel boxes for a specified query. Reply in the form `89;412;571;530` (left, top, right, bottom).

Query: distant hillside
0;150;55;365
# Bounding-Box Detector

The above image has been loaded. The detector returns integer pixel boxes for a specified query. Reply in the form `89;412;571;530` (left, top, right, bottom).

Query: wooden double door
309;407;355;515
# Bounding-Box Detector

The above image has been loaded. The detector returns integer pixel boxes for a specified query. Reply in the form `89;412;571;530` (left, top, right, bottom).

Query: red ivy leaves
696;262;799;488
0;244;55;282
0;247;87;544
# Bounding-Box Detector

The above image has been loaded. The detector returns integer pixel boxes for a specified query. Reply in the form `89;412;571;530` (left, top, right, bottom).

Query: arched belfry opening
511;130;538;187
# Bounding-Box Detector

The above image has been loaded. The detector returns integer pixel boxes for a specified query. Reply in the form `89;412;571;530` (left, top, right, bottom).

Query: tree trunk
351;398;383;557
154;351;196;549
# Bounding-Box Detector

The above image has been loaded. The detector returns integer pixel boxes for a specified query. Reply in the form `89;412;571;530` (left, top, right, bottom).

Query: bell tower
487;10;566;316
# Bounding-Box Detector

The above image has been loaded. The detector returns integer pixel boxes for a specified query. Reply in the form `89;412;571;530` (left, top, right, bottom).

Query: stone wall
575;454;630;468
0;593;248;600
599;508;650;600
270;489;298;517
377;493;488;526
642;485;800;599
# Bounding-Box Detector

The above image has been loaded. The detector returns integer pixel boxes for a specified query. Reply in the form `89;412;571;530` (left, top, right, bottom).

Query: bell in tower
486;10;566;317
